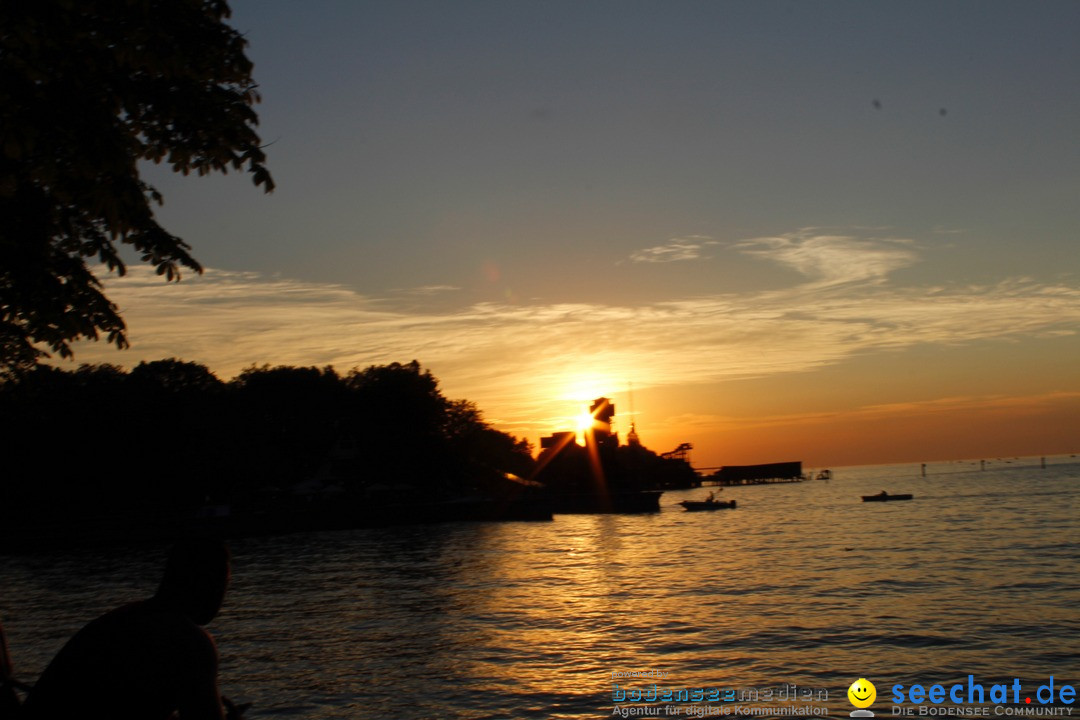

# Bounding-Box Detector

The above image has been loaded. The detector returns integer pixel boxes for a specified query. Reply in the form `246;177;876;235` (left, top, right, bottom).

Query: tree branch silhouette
0;0;273;376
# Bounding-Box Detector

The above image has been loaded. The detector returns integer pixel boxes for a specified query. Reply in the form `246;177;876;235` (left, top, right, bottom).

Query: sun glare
575;407;597;446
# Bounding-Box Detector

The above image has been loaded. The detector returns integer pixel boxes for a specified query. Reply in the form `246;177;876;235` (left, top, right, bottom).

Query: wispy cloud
931;226;968;236
731;230;920;286
629;235;716;263
69;233;1080;440
393;284;462;295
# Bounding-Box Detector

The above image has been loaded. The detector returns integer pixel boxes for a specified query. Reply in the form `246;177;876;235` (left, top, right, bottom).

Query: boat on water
679;492;736;511
679;499;736;511
861;492;914;502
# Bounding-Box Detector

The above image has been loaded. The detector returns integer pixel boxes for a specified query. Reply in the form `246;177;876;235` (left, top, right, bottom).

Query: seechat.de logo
890;676;1076;716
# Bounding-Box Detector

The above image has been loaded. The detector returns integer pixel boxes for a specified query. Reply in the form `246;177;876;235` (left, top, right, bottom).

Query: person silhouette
21;538;242;720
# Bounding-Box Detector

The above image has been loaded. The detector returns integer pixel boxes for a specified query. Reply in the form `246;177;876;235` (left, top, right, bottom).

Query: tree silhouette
130;358;225;394
0;1;273;375
0;360;539;541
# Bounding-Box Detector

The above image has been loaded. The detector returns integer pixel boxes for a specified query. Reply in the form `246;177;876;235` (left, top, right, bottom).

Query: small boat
861;492;914;502
679;498;736;511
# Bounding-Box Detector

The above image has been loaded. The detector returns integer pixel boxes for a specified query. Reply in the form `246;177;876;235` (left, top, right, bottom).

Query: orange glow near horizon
624;389;1080;469
66;266;1080;470
512;384;1080;471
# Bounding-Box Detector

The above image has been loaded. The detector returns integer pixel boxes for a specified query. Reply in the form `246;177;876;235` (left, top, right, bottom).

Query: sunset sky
73;0;1080;468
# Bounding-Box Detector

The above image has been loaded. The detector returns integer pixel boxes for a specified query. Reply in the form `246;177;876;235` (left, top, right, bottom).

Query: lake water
2;457;1077;718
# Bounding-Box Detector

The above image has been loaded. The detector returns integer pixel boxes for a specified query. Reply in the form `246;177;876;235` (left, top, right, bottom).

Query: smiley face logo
848;678;877;709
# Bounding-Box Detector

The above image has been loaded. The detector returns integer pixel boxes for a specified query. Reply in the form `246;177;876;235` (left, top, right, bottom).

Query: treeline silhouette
0;359;535;536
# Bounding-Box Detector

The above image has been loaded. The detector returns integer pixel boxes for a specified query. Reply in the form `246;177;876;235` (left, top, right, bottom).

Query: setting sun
575;406;597;445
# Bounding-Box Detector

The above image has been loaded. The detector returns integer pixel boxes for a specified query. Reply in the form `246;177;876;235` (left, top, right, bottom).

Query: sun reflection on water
1;462;1076;719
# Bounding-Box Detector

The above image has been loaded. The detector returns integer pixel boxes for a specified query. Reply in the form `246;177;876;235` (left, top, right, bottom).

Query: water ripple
1;462;1077;718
